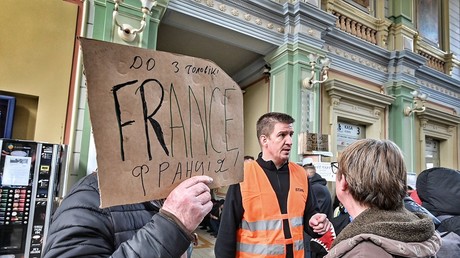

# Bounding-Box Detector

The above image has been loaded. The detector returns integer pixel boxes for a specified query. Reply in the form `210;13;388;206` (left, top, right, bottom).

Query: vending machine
0;139;65;258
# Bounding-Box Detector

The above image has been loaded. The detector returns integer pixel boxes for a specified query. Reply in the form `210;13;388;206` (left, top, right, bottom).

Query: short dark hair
256;112;295;139
244;155;254;160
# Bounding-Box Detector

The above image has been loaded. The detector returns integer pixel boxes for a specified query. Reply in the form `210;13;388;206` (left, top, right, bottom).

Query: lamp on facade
302;54;331;89
404;90;428;116
113;0;157;42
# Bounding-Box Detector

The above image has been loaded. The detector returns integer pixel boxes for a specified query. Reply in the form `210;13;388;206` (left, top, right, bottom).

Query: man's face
261;122;294;167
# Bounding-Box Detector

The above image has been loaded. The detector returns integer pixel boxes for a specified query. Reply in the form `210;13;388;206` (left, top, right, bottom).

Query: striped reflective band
237;240;304;255
290;216;303;227
293;239;304;251
241;219;282;231
241;216;303;231
237;242;285;255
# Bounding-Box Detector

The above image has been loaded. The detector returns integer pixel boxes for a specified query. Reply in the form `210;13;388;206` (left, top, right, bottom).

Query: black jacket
416;167;460;216
309;173;333;219
43;172;192;258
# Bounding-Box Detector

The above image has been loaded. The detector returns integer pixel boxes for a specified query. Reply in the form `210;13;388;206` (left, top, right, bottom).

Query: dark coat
416;167;460;216
43;172;192;258
309;173;333;219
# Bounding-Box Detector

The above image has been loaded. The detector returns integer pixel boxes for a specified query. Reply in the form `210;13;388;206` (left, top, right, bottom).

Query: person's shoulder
56;172;102;211
344;241;392;258
68;172;100;193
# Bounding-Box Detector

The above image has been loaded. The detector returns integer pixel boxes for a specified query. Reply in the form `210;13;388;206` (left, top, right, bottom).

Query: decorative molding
325;79;395;107
206;0;214;7
244;13;251;21
417;108;460;126
331;96;341;107
231;8;239;16
326;45;388;73
420;118;428;128
373;108;380;117
194;0;285;34
417;79;460;99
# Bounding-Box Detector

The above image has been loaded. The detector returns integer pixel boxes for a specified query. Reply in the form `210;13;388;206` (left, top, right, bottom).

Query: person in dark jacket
303;159;333;219
302;159;333;258
43;172;214;258
416;167;460;257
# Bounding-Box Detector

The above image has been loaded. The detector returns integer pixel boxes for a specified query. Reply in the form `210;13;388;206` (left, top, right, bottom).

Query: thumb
181;175;213;188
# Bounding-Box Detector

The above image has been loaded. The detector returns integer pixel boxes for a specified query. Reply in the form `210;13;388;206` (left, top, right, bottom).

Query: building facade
3;0;460;194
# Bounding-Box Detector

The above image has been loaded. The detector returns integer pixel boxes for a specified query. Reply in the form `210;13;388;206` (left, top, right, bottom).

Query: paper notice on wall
2;156;31;186
314;162;336;182
79;38;244;208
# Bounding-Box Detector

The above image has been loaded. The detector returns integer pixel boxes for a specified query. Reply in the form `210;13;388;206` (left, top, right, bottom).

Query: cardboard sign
79;38;244;208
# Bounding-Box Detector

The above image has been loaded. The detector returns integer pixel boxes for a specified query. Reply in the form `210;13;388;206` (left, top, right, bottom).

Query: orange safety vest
236;160;308;258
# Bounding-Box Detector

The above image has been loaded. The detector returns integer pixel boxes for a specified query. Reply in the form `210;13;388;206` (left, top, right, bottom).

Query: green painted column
387;0;414;26
387;82;419;172
265;42;322;162
79;0;169;179
93;0;169;48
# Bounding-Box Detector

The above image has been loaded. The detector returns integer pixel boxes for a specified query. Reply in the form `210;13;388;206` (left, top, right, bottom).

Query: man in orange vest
215;112;331;258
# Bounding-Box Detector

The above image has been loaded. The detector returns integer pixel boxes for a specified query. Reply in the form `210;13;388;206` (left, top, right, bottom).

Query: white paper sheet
2;155;31;186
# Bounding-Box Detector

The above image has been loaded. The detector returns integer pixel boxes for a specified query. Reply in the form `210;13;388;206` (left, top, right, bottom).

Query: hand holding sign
162;175;213;232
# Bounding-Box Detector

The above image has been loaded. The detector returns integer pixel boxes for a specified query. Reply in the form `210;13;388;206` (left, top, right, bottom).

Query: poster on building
336;122;365;152
79;38;244;208
298;132;329;154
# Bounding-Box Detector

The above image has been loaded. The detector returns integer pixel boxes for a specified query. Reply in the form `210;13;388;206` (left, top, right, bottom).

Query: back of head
303;165;316;177
338;139;407;210
416;167;460;216
302;157;316;177
256;112;294;140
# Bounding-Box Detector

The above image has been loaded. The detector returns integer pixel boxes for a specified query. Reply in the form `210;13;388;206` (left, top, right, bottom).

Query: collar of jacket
332;207;435;247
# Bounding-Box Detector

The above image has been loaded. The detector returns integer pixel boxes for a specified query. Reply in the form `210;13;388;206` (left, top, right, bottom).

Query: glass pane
425;137;440;169
417;0;440;46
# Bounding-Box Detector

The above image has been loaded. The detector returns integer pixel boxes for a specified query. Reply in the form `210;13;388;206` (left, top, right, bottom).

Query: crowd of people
42;111;459;258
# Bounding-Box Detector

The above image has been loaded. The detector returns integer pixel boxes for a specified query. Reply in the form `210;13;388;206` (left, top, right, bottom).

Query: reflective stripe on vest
237;239;305;255
241;217;303;231
237;161;308;258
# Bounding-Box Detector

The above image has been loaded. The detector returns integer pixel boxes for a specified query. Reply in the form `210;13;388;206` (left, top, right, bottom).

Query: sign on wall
337;122;365;152
298;132;329;154
313;162;336;182
80;38;244;208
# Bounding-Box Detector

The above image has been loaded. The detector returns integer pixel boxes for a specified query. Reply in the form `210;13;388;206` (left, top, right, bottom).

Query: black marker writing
132;164;150;196
215;158;228;173
130;56;155;71
136;79;169;159
112;80;138;161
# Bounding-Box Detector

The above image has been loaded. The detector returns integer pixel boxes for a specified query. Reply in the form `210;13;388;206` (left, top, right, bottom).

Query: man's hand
309;213;331;235
162;176;214;232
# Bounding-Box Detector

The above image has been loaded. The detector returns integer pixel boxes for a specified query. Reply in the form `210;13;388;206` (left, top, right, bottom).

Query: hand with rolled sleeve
162;175;214;233
309;213;332;235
